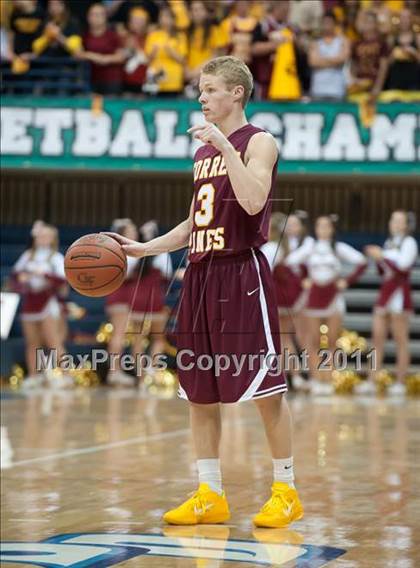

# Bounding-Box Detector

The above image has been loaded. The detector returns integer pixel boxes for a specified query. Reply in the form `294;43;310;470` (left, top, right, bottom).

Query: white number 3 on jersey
194;183;215;227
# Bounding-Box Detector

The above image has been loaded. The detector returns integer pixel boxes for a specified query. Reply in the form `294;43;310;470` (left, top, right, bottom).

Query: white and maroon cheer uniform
106;254;173;320
375;234;418;314
261;236;314;314
286;240;367;317
12;248;66;322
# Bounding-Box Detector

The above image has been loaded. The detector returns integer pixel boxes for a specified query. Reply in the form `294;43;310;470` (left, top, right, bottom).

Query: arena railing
0;57;90;95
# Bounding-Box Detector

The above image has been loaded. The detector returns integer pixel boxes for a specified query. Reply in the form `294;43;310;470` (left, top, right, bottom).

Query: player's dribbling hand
188;122;230;152
102;232;148;258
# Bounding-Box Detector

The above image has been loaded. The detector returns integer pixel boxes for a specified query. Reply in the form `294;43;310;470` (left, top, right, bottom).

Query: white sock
273;457;295;488
197;459;223;494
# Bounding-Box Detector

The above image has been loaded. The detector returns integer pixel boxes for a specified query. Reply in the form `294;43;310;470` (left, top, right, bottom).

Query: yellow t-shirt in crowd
361;0;404;12
187;25;222;71
268;27;301;100
145;29;187;92
168;0;190;30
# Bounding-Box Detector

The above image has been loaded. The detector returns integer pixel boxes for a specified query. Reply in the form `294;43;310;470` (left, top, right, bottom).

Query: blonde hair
29;224;59;261
201;56;254;107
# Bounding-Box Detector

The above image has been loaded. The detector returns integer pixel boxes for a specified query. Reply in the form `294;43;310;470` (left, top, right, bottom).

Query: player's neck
216;112;248;138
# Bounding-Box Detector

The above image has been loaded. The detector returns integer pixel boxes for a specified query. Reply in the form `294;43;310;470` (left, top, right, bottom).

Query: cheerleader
286;215;368;395
105;219;173;386
130;220;173;382
261;211;314;390
365;210;419;396
11;223;68;388
31;222;70;346
105;218;140;386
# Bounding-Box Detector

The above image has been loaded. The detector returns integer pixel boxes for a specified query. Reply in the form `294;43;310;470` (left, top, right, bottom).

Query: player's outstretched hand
101;232;147;258
188;122;230;152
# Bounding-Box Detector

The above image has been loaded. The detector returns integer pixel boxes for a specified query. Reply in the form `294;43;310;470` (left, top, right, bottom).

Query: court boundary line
9;427;191;468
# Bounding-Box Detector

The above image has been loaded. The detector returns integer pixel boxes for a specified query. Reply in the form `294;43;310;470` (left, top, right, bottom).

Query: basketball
64;233;127;297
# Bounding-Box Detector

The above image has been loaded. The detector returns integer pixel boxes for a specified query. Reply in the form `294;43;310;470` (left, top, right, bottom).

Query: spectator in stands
384;8;420;94
367;0;394;36
251;0;291;99
0;0;13;61
405;0;420;31
289;0;323;36
219;0;259;63
339;0;362;42
122;6;149;94
348;11;389;100
79;2;126;95
257;0;301;100
184;0;224;97
144;6;187;96
32;0;82;58
105;0;159;27
167;0;190;31
309;12;350;100
11;223;69;389
55;0;97;31
8;0;44;72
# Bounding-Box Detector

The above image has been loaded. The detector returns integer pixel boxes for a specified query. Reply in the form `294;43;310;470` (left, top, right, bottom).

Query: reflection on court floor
1;530;346;567
1;388;419;568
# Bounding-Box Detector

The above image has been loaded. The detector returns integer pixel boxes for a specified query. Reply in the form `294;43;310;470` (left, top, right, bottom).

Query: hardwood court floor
1;388;420;568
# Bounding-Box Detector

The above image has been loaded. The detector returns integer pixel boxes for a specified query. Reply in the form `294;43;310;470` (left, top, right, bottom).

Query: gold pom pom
375;369;394;394
336;329;368;354
406;374;420;397
9;364;25;390
143;369;178;398
96;322;114;344
69;361;100;388
332;370;361;394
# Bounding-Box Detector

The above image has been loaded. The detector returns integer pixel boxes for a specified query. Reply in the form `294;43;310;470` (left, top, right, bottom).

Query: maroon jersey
189;123;278;263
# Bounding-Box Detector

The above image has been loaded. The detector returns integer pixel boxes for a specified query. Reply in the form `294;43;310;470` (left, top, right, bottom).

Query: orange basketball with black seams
64;234;127;297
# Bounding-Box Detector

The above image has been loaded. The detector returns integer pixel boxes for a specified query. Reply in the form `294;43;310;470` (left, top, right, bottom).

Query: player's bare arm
189;123;278;215
104;198;194;257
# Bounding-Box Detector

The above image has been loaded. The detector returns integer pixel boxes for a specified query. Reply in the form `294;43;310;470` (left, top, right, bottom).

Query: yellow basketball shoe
163;483;230;525
253;482;304;528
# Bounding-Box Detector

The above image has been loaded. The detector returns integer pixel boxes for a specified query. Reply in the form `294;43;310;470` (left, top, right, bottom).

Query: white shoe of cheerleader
292;374;311;392
21;374;45;390
354;380;376;395
310;380;334;396
388;382;406;397
107;371;135;387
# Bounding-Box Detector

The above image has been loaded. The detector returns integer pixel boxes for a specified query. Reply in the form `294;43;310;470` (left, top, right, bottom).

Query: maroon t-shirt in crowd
352;37;388;81
83;28;123;86
188;123;278;263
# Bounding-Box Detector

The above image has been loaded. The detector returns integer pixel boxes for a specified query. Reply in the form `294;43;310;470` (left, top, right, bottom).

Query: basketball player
106;56;303;528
